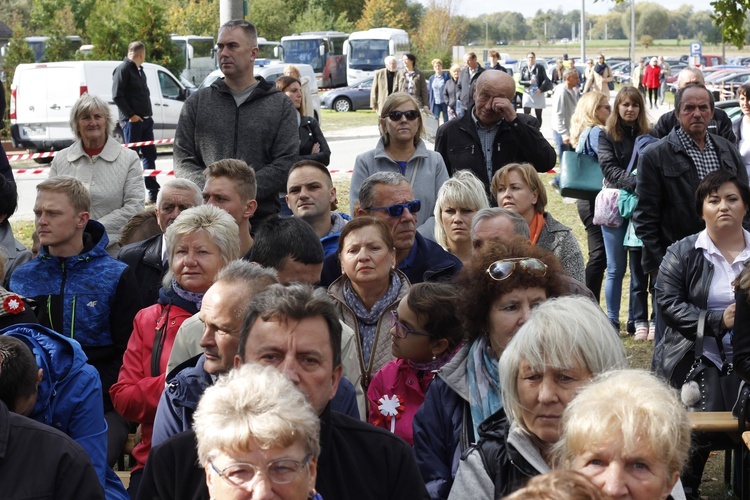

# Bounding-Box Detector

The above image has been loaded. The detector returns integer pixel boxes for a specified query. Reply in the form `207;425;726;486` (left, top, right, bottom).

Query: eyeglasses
386;110;420;122
366;200;421;217
389;311;435;338
486;258;548;281
208;455;312;488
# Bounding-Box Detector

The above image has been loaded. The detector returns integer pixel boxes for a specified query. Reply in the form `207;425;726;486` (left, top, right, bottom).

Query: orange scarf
528;212;546;244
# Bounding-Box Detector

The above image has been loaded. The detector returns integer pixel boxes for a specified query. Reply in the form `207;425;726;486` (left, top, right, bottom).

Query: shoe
647;322;656;341
549;177;560;194
634;326;649;341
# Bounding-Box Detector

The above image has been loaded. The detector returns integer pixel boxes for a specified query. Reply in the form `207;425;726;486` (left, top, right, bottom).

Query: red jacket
643;64;661;89
110;299;196;471
367;358;436;445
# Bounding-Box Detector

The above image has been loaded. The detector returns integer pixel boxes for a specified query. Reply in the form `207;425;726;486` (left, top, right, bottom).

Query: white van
10;60;187;153
198;62;321;122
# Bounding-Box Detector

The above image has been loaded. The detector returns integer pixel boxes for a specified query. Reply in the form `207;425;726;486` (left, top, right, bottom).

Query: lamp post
485;21;489;49
581;0;586;64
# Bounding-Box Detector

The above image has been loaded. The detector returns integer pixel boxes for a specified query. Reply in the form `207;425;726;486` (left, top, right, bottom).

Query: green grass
320;109;378;131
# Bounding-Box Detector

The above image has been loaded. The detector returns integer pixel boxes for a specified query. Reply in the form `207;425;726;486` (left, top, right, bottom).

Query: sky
421;0;717;18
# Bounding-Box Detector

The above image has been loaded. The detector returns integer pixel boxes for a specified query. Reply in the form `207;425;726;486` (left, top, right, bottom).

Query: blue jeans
552;130;572;165
627;248;652;326
121;117;159;200
431;102;448;124
601;223;628;324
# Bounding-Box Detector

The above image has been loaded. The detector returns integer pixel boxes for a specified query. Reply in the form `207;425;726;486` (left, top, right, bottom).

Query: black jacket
653;106;735;143
654;233;721;384
435;111;556;194
520;63;551;92
117;233;166;308
733;286;750;383
456;65;484;111
112;57;153;121
299;115;331;165
473;408;539;498
0;400;104;500
443;78;459;110
633;129;748;274
137;405;429;500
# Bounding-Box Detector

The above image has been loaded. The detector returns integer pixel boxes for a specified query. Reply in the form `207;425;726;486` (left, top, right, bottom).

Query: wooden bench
688;412;742;494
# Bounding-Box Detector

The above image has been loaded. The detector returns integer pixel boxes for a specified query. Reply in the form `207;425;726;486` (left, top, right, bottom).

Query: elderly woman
195;363;320;500
276;76;330;166
434;170;490;264
350;92;449;235
110;204;240;496
569;91;611;301
50;93;144;255
491;163;585;282
413;236;566;498
448;296;627;499
444;63;462;120
655;169;748;498
555;370;691;500
328;217;410;394
428;59;450;125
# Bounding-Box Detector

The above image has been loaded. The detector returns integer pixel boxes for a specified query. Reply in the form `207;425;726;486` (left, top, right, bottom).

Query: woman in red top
110;205;240;497
643;57;662;110
367;282;464;445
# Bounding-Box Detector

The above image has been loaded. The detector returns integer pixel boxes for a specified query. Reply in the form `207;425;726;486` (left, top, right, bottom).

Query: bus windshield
348;39;387;71
257;43;278;60
191;39;215;58
281;39;323;72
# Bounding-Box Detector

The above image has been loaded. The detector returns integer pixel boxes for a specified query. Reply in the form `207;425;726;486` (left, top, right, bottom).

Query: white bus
257;37;281;65
171;35;216;86
343;28;410;85
279;31;349;88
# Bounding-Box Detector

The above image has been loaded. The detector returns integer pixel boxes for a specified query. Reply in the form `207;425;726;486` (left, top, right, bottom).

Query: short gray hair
384;55;397;65
470;207;530;240
215;260;278;292
69;94;114;140
193;363;320;467
562;68;578;80
358;172;408;211
163;205;241;287
434;170;490;249
156;179;203;209
499;296;627;428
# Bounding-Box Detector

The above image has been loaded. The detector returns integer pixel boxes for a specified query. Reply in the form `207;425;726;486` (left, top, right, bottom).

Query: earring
309;490;323;500
432;354;437;361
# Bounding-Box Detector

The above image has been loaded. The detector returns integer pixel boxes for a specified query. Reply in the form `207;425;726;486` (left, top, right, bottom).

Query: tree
356;0;411;32
640;34;654;48
29;0;93;35
291;0;354;33
248;0;307;41
412;0;464;69
637;3;669;39
2;14;35;130
166;0;219;37
44;5;79;62
86;0;181;75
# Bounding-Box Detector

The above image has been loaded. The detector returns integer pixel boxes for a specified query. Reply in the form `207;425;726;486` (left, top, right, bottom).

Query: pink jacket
367;358;436;445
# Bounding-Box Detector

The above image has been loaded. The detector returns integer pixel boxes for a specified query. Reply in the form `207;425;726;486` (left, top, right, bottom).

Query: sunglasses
486;258;548;281
386;110;420;122
366;200;421;217
389;311;434;339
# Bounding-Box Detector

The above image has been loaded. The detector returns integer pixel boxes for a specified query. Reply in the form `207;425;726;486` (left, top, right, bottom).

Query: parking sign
690;42;702;58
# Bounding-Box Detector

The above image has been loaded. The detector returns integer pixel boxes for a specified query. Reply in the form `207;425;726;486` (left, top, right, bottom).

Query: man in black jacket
136;284;428;500
435;70;556;197
652;67;735;142
118;179;202;306
112;41;160;202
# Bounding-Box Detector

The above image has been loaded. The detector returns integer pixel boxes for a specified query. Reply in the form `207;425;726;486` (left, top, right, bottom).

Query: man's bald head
476;70;515;101
677;67;704;89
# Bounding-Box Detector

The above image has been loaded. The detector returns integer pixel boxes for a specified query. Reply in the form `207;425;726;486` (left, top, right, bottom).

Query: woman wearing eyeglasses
413;236;565;498
350;92;449;237
328;217;411;398
195;364;321;500
449;296;627;500
490;163;585;283
366;282;464;445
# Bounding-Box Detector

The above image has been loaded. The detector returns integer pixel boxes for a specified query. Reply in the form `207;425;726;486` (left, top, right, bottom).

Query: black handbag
679;311;733;412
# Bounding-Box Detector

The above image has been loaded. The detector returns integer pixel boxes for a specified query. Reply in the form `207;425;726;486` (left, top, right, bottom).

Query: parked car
705;70;750;100
319;76;373;112
10;60;187;156
716;99;741;121
199;62;321;121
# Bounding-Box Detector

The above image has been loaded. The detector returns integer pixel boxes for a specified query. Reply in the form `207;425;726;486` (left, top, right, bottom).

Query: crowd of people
2;20;750;500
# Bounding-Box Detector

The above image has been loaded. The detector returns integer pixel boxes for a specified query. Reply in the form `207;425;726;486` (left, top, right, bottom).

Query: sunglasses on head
389;311;435;339
367;200;421;217
386;110;420;122
486;258;548;281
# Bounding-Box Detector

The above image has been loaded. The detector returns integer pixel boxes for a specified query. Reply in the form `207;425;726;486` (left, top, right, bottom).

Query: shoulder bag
559;130;604;200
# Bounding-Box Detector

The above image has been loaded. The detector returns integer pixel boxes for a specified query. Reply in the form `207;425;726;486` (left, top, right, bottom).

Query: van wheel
113;126;125;144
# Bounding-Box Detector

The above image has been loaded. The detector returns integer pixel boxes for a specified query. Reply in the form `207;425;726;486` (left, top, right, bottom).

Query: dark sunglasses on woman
386;110;420;122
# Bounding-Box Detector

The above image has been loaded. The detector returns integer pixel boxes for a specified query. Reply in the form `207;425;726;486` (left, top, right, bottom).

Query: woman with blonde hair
433;170;490;263
569;90;611;301
490;163;585;281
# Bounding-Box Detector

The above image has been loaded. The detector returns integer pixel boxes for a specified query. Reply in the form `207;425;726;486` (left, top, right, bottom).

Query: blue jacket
0;323;128;499
152;353;361;447
428;72;450;110
9;220;141;411
320;212;351;257
320;232;461;287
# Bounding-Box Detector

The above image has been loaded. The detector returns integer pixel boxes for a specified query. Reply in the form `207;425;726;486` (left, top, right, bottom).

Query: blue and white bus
279;31;349;88
343;28;410;85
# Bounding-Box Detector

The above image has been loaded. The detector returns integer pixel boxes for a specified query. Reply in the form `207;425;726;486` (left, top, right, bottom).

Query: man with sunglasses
435;70;556;197
320;172;462;286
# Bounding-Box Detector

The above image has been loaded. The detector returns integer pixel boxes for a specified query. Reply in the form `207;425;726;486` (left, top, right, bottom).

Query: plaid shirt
471;111;501;183
676;127;720;180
